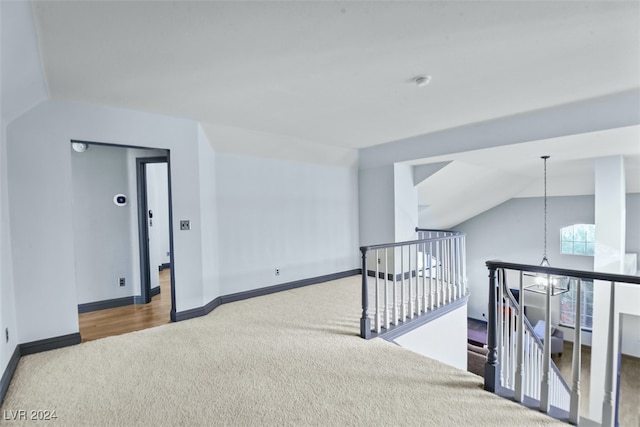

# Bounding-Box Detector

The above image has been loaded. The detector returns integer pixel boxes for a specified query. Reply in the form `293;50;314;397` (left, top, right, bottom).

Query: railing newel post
485;264;500;393
601;281;616;427
359;247;371;339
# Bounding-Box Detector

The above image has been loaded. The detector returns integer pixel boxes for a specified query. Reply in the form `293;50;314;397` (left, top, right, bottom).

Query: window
560;224;595;256
560;279;593;330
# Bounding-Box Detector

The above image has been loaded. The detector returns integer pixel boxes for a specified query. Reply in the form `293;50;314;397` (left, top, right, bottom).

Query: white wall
393;163;418;243
71;144;135;303
1;0;49;369
6;100;204;343
71;145;170;305
146;162;170;285
358;165;395;247
214;152;360;295
198;125;220;303
455;196;595;322
393;303;468;371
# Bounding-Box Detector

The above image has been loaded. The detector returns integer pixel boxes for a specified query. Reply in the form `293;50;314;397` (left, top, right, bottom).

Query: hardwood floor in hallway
78;269;172;342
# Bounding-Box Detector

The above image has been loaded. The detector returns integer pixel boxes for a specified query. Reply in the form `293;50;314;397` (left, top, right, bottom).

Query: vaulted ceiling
28;0;640;225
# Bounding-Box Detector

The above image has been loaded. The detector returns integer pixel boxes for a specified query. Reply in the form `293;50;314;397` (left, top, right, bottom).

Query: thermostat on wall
113;194;128;206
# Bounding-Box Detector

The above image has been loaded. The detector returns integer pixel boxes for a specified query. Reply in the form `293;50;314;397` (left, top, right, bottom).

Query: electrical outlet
119;277;126;287
275;268;280;276
180;220;191;231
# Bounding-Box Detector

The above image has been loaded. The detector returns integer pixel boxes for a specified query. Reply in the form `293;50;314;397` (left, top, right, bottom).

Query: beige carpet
2;276;565;426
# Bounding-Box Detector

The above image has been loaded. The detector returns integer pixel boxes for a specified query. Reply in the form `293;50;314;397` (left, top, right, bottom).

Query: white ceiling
29;1;640;226
31;1;639;150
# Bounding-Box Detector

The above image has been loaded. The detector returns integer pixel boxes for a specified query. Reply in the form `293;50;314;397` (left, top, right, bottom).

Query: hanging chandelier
526;155;570;295
540;155;550;267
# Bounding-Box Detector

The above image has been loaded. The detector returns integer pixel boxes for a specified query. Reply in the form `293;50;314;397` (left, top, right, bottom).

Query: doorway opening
72;141;176;342
136;156;176;315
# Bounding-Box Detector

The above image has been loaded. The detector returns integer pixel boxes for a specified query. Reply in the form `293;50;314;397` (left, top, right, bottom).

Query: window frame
560;224;596;256
559;279;594;331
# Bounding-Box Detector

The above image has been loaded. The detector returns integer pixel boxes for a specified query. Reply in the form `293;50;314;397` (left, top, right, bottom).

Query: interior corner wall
393;163;418;243
0;126;19;375
1;0;49;370
6;100;205;343
71;144;136;304
358;165;395;247
146;162;170;280
214;153;360;296
197;125;220;302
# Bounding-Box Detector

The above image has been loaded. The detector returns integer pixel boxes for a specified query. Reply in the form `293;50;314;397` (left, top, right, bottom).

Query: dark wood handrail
415;227;463;234
486;260;640;285
361;229;465;253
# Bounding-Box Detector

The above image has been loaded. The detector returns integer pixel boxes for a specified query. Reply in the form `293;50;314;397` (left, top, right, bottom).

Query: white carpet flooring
1;275;565;426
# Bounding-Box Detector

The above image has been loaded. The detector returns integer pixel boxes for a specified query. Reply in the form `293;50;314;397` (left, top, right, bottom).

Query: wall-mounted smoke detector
415;75;432;87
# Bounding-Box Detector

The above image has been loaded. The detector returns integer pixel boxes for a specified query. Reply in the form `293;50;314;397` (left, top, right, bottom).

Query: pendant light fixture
526;155;569;295
540;155;550;267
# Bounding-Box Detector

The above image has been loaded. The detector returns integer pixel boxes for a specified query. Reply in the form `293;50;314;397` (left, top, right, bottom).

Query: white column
589;156;625;424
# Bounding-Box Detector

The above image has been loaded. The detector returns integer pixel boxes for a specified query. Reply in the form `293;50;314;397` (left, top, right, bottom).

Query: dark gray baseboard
78;296;135;313
1;332;82;405
173;269;360;322
80;287;161;313
20;333;82;356
0;346;20;405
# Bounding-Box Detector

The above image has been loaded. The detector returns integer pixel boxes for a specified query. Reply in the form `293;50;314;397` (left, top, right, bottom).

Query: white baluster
414;244;420;315
511;307;516;389
435;241;440;308
401;248;406;322
515;271;525;402
393;248;399;325
422;242;428;311
375;249;380;333
461;237;467;296
384;249;389;330
570;279;582;425
429;241;434;311
540;274;552;412
408;245;414;319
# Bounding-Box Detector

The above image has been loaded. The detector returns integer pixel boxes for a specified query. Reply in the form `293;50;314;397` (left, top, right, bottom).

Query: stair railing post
601;281;617;427
540;274;552;413
485;265;500;392
360;247;371;339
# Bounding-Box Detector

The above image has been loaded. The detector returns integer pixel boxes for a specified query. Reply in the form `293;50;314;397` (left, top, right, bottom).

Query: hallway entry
71;142;175;341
